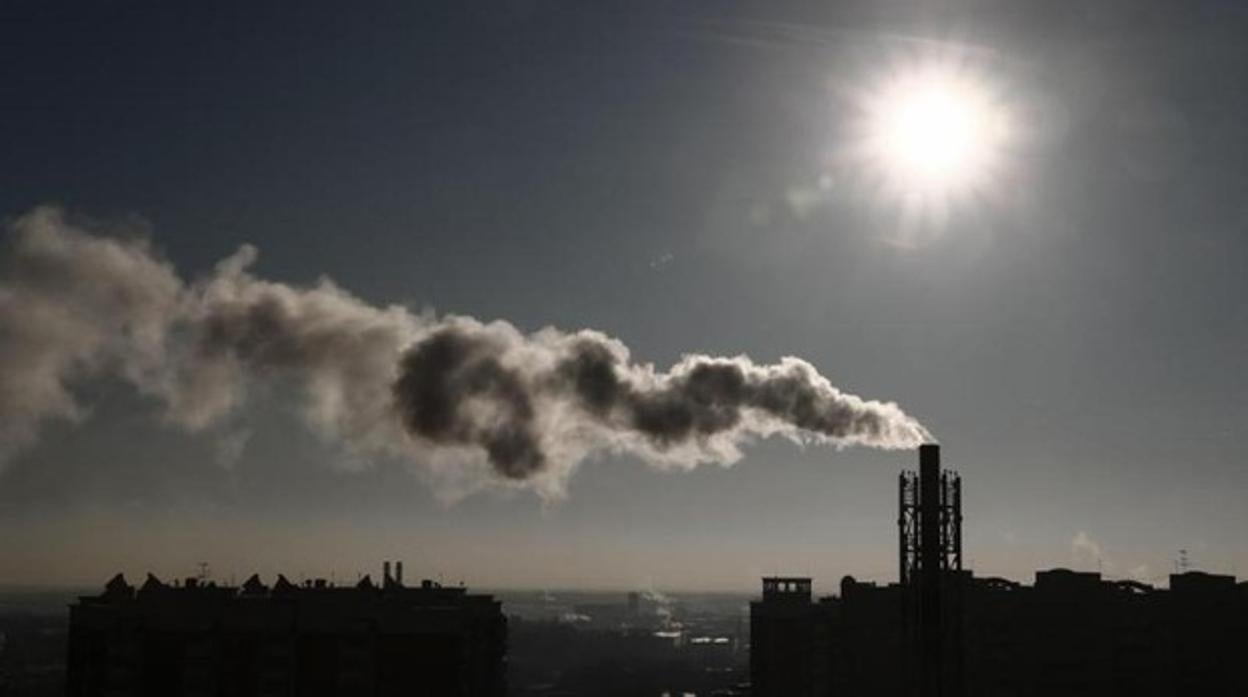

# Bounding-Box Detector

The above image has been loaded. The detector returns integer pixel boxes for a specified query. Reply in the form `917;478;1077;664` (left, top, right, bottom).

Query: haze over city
3;0;1247;596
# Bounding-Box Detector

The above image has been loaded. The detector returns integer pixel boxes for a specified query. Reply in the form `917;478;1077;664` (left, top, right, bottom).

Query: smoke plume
0;206;930;499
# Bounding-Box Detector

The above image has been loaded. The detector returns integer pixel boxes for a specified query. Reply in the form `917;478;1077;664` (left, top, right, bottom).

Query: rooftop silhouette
751;446;1248;697
66;562;505;697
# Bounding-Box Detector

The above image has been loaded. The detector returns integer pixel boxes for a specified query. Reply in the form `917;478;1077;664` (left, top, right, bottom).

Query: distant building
66;565;505;697
751;445;1248;696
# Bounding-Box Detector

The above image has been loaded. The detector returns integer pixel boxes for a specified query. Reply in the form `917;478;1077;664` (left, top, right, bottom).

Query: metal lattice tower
899;444;964;697
899;462;962;585
940;471;963;573
899;471;921;586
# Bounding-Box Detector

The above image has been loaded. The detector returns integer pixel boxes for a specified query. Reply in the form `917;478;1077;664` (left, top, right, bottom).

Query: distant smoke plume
0;206;930;499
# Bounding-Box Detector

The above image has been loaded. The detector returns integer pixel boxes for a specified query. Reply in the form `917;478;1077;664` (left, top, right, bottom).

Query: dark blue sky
3;0;1247;590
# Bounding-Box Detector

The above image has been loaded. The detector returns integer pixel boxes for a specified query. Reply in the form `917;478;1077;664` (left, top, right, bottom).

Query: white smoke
0;206;931;499
0;207;183;463
1070;531;1104;569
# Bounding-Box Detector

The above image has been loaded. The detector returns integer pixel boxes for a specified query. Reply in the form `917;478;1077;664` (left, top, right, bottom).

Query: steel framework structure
899;468;962;585
899;445;964;697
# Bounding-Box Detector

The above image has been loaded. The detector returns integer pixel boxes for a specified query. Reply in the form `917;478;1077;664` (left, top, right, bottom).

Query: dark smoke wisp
0;206;930;499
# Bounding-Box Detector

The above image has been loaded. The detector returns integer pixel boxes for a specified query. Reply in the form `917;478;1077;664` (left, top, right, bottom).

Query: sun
875;77;988;183
847;60;1013;224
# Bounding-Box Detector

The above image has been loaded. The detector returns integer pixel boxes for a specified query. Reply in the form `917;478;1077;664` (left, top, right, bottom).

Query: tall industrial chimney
899;444;964;696
919;444;941;587
395;561;403;586
383;561;391;585
919;444;942;697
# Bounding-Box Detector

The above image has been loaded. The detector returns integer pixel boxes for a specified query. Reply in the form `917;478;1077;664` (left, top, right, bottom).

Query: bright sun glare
852;61;1012;222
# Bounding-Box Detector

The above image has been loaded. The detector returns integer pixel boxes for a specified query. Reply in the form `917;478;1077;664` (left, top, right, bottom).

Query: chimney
395;561;404;586
918;443;942;697
383;561;391;584
919;444;941;591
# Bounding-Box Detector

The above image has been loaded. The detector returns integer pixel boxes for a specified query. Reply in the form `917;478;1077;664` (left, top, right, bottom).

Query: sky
2;0;1247;592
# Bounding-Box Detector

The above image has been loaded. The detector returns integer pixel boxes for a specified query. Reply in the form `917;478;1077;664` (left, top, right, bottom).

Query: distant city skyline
2;0;1247;591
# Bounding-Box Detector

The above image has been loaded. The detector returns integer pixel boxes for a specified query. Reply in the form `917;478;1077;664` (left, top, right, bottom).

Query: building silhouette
750;445;1248;696
66;563;505;697
749;578;834;697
